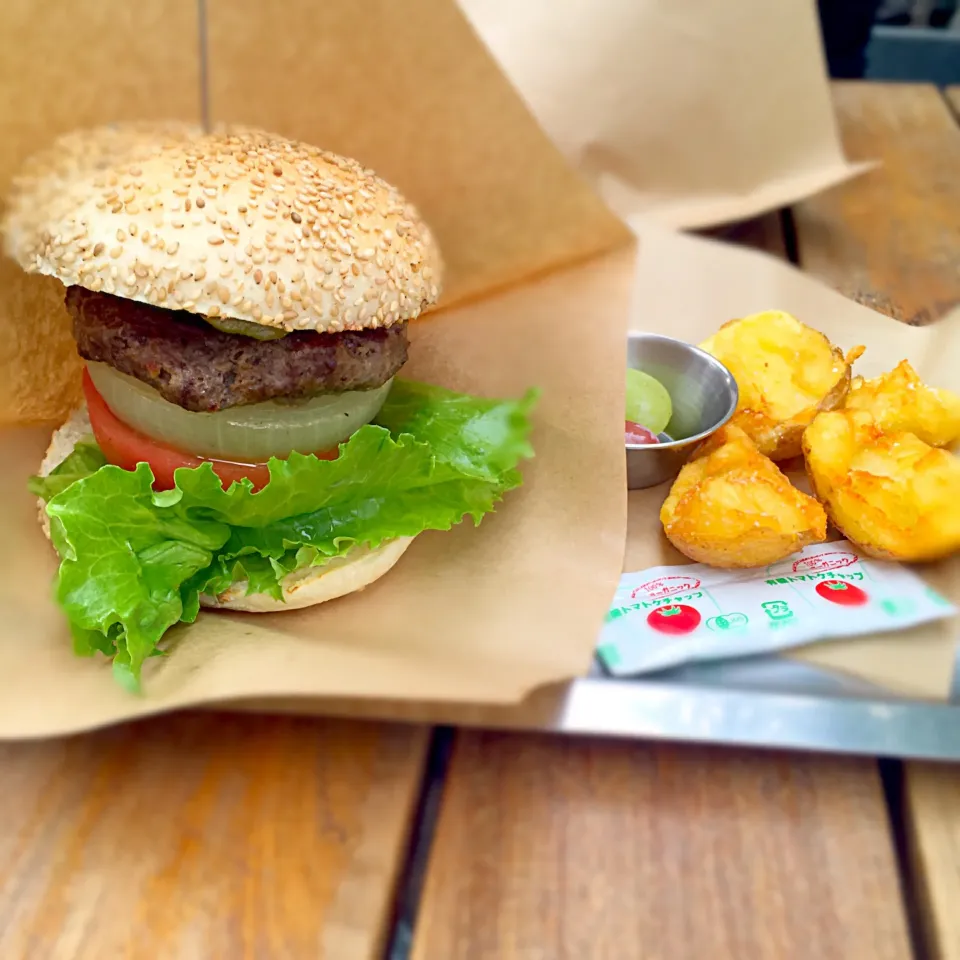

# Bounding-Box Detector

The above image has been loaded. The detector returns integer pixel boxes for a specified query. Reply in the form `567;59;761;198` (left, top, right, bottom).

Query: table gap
381;726;456;960
881;759;933;960
780;208;801;265
941;87;960;125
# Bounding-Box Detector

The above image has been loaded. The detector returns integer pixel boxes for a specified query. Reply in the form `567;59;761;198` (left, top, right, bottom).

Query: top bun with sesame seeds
3;121;203;269
18;128;443;334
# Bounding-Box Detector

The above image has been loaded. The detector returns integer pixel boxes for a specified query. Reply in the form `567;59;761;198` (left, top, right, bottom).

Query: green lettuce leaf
31;379;537;690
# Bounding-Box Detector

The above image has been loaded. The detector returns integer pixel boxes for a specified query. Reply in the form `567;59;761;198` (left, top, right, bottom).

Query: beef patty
68;287;409;413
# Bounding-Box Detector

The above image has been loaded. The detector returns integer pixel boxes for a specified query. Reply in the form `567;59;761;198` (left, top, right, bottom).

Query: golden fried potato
700;311;864;462
660;425;827;568
803;410;960;562
844;360;960;448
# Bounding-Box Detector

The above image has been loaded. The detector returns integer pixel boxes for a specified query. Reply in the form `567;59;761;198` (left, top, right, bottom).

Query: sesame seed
208;236;224;245
93;243;105;257
196;196;206;208
109;246;123;259
291;212;302;223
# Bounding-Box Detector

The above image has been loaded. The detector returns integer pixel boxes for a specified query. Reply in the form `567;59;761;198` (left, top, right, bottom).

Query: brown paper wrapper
0;0;202;426
0;0;638;738
625;222;960;701
0;247;638;737
459;0;869;227
205;0;632;309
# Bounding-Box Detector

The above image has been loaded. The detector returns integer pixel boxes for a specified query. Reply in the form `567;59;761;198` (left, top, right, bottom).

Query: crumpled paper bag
459;0;871;227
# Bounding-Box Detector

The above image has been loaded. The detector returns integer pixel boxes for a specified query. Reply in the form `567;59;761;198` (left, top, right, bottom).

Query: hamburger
5;128;535;690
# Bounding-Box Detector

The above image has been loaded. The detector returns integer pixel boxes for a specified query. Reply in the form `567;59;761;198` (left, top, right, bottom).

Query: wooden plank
904;764;960;960
793;81;960;960
0;713;429;959
412;734;912;960
792;82;960;325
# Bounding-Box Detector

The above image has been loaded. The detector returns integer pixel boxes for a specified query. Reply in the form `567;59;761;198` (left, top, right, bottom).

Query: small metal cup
626;333;738;489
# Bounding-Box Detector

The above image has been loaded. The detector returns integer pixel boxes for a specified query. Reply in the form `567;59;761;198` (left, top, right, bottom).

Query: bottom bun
200;536;415;612
37;402;94;541
38;401;415;612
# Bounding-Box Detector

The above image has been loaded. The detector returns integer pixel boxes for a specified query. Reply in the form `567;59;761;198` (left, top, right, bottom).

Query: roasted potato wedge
699;311;864;462
660;425;827;568
844;360;960;448
803;410;960;562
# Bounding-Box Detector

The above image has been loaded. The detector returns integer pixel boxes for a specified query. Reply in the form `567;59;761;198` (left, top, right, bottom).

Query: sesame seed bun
3;121;203;268
198;536;415;613
19;129;443;335
35;403;416;611
36;402;94;540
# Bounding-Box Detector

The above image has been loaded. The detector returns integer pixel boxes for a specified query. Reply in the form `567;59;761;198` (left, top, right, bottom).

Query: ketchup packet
597;541;957;676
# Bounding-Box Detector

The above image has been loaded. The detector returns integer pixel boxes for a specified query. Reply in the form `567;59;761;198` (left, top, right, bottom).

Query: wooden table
3;81;960;960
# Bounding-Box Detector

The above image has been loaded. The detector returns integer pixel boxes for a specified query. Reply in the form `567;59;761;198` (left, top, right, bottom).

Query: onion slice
86;361;393;461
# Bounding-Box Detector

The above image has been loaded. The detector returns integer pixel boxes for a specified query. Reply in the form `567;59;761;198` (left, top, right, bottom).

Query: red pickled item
625;420;660;445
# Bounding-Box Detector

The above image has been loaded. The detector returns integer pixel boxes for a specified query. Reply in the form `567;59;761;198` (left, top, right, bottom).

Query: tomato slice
82;370;338;492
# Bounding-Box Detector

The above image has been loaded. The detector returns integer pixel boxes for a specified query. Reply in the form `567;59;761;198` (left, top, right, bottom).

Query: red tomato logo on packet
815;579;869;606
646;604;702;635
